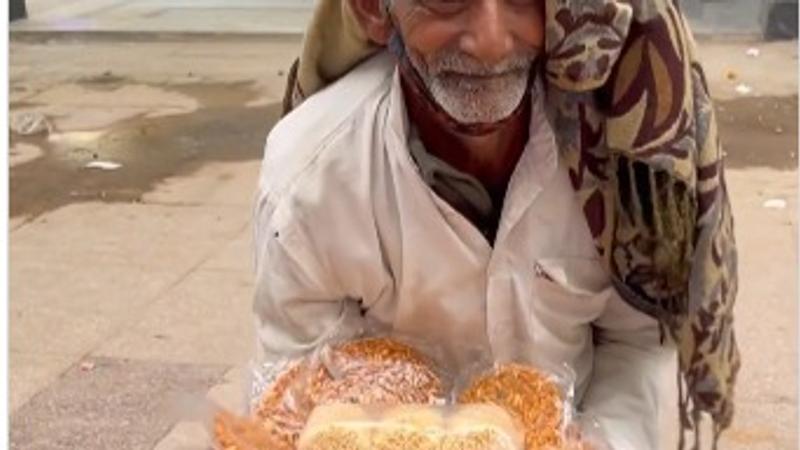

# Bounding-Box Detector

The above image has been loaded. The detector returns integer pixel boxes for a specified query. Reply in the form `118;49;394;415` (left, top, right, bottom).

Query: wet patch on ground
10;81;282;220
9;85;796;221
716;95;798;170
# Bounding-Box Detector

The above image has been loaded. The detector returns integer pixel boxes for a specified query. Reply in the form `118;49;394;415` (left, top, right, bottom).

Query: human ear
348;0;393;45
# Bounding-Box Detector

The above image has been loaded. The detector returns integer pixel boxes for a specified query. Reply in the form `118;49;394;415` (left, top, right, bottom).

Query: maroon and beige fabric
279;1;739;447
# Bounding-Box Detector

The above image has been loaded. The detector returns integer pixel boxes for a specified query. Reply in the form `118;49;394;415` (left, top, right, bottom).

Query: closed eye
506;0;541;6
416;0;469;15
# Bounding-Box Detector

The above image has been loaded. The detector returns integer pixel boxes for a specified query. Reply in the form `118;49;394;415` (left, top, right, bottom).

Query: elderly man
253;1;739;449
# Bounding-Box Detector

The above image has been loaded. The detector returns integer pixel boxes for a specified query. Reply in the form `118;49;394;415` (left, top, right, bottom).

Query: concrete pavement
9;35;300;449
13;0;314;35
8;15;798;450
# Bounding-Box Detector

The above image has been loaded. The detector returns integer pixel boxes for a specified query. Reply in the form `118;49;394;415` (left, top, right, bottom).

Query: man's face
387;0;545;124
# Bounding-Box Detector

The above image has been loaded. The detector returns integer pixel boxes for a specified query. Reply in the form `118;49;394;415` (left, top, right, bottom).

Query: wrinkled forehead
383;0;543;14
383;0;546;45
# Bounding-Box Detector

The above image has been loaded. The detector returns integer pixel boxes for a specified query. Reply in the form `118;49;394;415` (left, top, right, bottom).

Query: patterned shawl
280;1;739;447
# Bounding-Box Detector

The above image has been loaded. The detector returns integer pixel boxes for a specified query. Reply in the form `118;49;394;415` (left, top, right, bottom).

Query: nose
460;0;515;65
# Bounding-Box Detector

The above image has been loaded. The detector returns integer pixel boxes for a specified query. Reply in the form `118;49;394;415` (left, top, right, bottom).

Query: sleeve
580;290;677;450
251;184;365;362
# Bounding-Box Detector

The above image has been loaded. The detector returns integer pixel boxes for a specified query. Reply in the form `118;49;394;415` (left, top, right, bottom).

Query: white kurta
253;51;676;449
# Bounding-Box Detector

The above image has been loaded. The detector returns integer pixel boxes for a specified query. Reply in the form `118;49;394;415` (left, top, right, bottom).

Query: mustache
426;48;540;77
388;30;540;78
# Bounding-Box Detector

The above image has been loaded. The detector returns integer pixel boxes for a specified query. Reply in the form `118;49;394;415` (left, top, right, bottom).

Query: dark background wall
681;0;798;38
10;0;27;21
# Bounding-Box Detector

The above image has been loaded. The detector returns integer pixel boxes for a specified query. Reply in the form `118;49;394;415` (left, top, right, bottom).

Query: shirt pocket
527;258;609;392
533;257;611;297
531;257;611;324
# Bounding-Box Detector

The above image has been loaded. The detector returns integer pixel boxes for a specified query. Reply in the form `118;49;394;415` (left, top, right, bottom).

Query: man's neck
399;67;532;202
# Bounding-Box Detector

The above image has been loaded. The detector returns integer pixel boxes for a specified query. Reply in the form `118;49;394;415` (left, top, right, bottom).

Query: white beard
406;47;537;124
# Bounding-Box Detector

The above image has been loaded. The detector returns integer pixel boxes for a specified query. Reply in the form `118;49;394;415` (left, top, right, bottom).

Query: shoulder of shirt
258;51;396;199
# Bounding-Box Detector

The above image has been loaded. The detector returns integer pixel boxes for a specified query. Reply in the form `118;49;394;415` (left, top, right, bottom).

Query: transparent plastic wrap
213;335;448;450
298;403;525;450
560;413;612;450
457;359;575;450
213;409;273;450
212;330;612;450
211;405;608;450
453;327;613;450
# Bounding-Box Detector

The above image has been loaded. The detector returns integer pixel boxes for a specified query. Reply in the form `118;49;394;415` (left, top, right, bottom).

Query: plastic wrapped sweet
249;360;310;449
297;403;524;450
458;363;569;450
213;403;605;450
310;338;445;405
214;337;445;450
441;404;526;450
213;337;610;450
213;410;273;450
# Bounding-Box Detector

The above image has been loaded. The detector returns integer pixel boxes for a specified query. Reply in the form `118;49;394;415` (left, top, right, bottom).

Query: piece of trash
80;361;96;372
775;126;784;134
735;83;753;95
9;111;51;136
85;161;122;170
725;70;738;81
277;70;286;77
763;199;787;210
746;48;761;58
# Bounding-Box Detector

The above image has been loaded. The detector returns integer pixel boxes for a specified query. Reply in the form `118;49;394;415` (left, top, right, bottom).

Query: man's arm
253;224;363;360
251;183;364;363
581;291;676;450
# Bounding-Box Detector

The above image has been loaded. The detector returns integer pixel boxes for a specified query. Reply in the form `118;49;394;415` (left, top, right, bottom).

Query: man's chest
358;156;611;370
